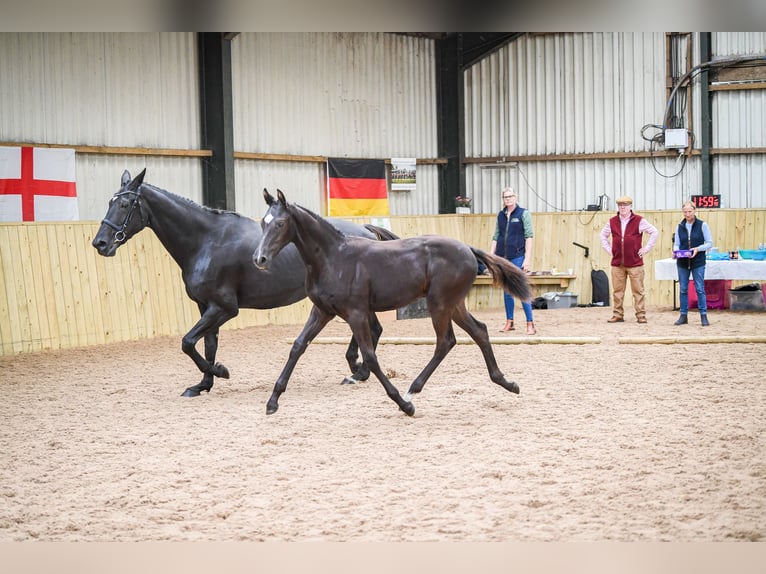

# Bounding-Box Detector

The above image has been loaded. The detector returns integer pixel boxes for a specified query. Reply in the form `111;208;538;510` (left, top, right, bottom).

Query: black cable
516;163;567;212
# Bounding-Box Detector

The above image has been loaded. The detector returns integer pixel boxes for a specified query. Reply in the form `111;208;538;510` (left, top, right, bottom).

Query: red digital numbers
691;195;721;208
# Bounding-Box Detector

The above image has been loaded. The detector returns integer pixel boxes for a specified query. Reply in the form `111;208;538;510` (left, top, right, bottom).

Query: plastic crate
688;279;731;310
729;284;766;311
544;292;578;309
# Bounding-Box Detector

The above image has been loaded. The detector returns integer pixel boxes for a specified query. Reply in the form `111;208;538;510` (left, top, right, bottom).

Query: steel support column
700;32;714;196
198;32;236;210
435;35;465;214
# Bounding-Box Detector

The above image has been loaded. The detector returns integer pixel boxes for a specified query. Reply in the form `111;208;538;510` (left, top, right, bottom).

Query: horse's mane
290;203;345;239
142;183;242;218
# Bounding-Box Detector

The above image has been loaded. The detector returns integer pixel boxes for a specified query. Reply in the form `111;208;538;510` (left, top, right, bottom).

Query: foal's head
253;189;295;270
92;169;149;257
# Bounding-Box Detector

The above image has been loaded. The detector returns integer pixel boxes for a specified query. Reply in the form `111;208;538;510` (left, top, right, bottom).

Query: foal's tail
471;248;532;301
364;224;399;241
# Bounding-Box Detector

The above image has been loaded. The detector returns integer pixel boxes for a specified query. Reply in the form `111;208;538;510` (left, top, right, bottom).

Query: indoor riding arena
2;31;765;559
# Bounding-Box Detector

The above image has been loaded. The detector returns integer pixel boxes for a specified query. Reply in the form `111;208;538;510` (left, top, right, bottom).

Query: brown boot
499;320;515;332
526;321;537;335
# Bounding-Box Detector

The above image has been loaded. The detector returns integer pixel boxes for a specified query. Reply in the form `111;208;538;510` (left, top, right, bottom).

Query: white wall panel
713;32;766;57
0;33;199;149
467;155;701;217
79;157;203;221
710;33;766;209
230;33;439;216
0;32;203;221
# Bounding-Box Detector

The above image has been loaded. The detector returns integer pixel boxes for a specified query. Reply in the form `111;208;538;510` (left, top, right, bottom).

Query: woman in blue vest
673;201;713;326
491;187;536;335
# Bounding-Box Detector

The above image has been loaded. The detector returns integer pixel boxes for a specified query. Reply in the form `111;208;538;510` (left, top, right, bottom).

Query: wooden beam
0;142;212;157
464;150;696;163
306;336;601;345
619;335;766;344
233;152;447;164
709;147;766;155
709;81;766;91
464;146;766;164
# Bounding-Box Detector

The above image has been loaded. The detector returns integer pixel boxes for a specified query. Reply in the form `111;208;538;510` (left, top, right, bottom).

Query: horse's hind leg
403;308;457;401
346;312;414;416
451;304;519;394
181;303;236;397
342;312;382;385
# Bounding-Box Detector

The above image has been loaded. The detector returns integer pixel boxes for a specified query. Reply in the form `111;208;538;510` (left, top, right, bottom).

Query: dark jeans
678;264;707;314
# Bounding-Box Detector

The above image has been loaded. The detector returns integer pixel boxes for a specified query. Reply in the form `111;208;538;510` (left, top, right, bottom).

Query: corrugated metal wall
0;32;203;220
713;32;766;56
2;32;764;222
711;33;766;208
230;32;439;218
464;32;766;215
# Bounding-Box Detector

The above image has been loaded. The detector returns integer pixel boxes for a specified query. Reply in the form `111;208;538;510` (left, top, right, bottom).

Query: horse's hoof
214;363;230;379
266;403;279;415
341;376;357;385
508;381;520;394
181;388;200;397
401;401;416;416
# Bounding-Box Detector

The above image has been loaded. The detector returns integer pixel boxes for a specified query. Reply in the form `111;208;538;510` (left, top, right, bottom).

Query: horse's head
253;188;294;270
92;169;149;256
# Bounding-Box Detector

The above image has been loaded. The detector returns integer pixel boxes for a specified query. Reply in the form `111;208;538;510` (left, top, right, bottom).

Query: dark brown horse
253;189;532;416
92;170;397;397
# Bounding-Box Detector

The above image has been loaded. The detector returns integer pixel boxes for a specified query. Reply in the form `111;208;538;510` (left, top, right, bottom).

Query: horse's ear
276;189;287;206
263;188;275;206
130;168;146;190
121;170;131;187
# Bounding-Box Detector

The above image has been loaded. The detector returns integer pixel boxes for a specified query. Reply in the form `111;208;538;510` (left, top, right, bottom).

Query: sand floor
1;305;764;541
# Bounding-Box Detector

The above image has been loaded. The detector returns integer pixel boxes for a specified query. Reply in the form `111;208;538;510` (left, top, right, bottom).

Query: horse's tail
364;224;399;241
471;247;532;301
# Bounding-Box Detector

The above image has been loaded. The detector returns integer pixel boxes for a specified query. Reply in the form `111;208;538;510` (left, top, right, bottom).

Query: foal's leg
345;311;414;416
342;312;382;385
180;303;236;397
402;307;457;401
266;305;334;414
451;304;519;394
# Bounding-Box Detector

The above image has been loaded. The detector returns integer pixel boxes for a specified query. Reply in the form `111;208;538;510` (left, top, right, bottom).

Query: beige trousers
610;265;646;319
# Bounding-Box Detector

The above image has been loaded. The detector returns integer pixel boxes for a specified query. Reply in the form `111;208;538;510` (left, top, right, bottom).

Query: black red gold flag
327;158;389;216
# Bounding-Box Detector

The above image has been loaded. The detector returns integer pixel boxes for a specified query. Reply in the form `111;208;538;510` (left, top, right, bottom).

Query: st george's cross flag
0;146;79;222
327;157;389;216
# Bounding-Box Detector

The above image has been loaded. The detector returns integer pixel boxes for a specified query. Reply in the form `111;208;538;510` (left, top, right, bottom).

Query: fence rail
2;209;764;356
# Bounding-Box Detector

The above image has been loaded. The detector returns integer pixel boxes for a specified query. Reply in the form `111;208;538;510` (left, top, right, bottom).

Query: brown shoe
499;320;515;332
607;316;624;323
637;317;648;324
526;321;537;335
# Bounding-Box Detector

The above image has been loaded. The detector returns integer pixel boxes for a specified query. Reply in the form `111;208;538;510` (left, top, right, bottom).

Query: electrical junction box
664;128;689;149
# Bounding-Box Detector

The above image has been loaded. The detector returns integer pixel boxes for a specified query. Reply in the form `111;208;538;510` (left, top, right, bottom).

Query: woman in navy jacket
673;201;714;326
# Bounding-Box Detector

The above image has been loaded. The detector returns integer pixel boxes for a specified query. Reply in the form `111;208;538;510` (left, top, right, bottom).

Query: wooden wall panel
2;210;764;356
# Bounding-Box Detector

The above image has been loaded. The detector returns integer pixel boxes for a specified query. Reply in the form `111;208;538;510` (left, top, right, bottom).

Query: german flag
327;158;389;216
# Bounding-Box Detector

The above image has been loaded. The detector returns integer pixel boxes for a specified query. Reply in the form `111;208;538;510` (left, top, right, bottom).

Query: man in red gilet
599;196;659;324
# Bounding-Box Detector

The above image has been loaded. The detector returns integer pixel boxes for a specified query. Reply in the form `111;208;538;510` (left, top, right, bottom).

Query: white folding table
655;258;766;309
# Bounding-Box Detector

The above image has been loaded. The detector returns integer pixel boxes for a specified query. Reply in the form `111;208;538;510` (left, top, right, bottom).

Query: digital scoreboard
691;194;721;208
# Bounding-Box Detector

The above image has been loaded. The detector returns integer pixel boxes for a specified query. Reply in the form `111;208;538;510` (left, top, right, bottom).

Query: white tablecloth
654;258;766;281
